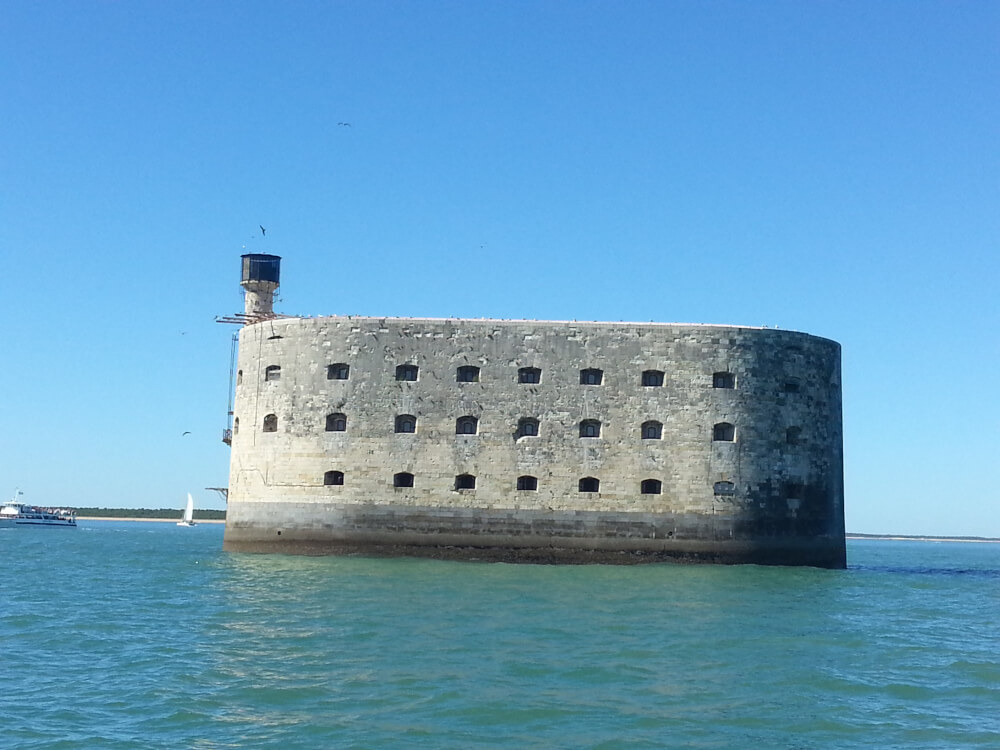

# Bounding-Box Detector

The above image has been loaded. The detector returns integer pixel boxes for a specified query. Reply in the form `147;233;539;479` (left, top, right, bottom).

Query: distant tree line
75;507;227;520
848;531;996;542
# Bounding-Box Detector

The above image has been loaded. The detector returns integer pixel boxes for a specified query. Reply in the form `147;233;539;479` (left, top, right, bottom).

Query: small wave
850;564;1000;578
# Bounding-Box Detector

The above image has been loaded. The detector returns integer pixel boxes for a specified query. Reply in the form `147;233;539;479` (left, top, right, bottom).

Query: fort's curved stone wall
224;316;845;567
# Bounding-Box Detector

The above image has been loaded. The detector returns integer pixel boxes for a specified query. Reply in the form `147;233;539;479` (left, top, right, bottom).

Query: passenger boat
0;490;77;528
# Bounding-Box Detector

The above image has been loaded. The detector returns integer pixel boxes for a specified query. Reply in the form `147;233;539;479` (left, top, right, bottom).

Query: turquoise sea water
2;524;997;749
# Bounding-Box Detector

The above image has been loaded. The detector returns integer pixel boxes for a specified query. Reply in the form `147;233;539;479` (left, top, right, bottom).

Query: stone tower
240;253;281;318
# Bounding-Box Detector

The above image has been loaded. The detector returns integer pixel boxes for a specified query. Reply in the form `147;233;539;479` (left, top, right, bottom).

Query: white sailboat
177;493;197;527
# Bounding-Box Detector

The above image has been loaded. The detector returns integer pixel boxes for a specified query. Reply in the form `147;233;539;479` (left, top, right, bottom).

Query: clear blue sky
2;1;997;535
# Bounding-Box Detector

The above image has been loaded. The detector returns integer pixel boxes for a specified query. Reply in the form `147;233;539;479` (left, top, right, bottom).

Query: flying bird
259;225;266;236
338;122;351;127
182;431;191;436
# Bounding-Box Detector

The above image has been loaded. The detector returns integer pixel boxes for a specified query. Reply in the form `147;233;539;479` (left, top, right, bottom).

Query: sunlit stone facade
224;312;845;567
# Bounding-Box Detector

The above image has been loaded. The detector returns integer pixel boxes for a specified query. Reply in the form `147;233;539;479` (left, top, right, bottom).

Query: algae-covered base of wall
222;502;847;568
222;538;846;568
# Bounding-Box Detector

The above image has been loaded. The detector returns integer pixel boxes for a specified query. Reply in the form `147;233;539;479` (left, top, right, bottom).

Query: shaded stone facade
224;315;845;567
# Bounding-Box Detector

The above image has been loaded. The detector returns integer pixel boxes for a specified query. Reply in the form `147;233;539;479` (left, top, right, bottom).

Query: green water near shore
3;523;997;748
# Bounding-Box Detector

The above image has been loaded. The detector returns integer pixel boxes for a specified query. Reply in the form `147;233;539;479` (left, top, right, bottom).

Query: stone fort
223;254;846;567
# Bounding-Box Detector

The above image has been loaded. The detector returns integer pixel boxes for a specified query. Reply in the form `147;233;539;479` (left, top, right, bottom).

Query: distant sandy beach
846;535;999;544
79;517;226;524
72;524;994;539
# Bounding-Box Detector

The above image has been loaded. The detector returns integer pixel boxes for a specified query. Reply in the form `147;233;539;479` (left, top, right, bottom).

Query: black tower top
241;254;281;285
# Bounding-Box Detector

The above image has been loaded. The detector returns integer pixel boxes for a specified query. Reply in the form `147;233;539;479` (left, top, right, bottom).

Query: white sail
178;493;196;526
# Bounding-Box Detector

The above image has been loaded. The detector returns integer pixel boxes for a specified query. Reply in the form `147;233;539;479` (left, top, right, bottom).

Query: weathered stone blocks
224;317;845;567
